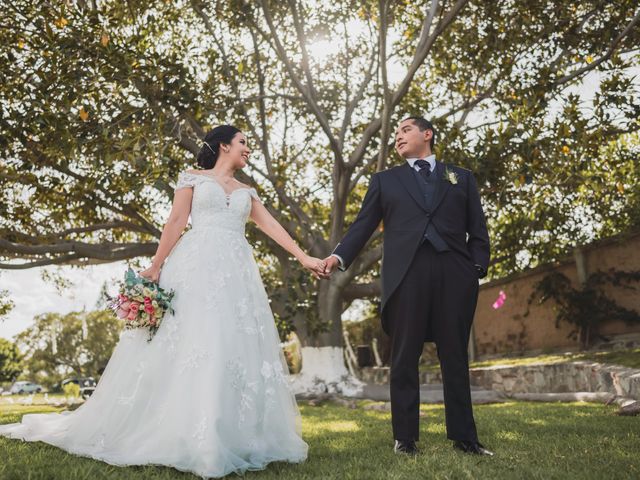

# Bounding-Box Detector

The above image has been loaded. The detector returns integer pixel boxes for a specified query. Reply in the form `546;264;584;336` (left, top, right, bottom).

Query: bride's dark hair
196;125;241;169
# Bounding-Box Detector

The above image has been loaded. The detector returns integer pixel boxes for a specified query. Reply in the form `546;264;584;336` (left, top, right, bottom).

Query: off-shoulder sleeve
175;171;200;190
248;188;259;200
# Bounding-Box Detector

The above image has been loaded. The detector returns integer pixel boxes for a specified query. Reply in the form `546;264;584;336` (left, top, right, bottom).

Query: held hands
139;265;161;283
300;255;328;280
317;256;339;280
300;255;340;280
308;255;339;280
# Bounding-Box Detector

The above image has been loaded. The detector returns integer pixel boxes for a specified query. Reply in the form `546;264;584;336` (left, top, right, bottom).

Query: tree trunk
314;280;343;348
289;279;364;396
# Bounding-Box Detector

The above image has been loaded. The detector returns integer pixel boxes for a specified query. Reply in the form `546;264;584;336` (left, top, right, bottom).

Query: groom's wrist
330;254;345;271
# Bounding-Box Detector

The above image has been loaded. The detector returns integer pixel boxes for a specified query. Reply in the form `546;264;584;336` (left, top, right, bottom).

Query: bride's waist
188;223;246;234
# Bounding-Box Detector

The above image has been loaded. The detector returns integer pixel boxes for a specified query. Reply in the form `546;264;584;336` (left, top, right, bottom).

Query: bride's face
224;133;251;169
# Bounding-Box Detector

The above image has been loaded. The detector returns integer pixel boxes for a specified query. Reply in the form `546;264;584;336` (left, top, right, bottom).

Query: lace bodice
175;171;258;233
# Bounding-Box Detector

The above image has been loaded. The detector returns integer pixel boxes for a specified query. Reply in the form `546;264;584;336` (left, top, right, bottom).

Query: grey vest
412;168;450;252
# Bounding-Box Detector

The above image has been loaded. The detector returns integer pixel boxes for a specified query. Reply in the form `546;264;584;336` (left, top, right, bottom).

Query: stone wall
473;231;640;356
468;362;640;399
358;362;640;400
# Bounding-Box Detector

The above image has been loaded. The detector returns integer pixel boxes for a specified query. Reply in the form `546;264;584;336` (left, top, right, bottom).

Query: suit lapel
395;163;429;213
431;160;451;214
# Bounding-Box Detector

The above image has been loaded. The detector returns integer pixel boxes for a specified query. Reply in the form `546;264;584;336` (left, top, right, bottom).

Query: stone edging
359;361;640;401
468;361;640;400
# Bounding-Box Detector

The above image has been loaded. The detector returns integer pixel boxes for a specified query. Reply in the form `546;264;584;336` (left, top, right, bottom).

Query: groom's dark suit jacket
333;160;490;332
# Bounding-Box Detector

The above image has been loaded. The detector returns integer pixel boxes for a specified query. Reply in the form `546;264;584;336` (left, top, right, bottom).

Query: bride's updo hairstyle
196;125;241;169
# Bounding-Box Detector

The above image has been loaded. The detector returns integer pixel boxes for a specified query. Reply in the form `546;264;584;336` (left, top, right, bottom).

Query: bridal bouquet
107;268;175;341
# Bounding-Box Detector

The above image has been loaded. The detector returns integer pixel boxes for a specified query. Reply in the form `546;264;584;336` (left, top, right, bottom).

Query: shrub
62;383;80;398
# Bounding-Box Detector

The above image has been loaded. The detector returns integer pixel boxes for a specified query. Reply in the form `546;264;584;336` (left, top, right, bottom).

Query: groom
322;117;493;456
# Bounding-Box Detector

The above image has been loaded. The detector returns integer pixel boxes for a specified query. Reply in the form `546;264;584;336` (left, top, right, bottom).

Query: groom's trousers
384;241;480;442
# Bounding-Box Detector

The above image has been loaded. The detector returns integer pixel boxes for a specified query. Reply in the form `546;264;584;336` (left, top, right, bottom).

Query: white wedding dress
0;171;308;478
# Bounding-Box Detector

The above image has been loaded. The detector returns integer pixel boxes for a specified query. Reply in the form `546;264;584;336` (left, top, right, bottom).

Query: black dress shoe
453;440;494;456
394;439;419;456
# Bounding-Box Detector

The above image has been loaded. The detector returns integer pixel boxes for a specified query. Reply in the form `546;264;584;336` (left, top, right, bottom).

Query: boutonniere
444;166;458;185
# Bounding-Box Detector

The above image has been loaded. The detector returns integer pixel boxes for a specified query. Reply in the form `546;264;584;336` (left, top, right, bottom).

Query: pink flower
127;310;137;321
120;300;131;311
129;302;140;313
118;294;129;303
116;308;129;319
492;290;507;309
144;304;154;315
144;297;152;306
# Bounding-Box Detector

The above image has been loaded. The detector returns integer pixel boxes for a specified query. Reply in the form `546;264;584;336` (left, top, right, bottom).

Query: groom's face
395;119;431;159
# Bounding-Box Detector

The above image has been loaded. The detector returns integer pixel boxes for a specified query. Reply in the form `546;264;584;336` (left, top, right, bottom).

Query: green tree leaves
14;310;123;388
0;337;22;383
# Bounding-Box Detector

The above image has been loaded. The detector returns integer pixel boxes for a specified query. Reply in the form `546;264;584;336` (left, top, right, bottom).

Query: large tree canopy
1;0;639;347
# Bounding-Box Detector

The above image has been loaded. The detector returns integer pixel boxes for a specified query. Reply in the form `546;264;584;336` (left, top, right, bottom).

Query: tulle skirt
0;226;308;478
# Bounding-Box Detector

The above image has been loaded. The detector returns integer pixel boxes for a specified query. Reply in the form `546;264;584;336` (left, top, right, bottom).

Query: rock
510;392;616;403
616;401;640;416
363;402;390;412
502;377;517;392
298;393;357;409
332;396;358;409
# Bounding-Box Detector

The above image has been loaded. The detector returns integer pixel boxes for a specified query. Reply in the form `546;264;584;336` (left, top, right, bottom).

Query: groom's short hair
403;116;436;150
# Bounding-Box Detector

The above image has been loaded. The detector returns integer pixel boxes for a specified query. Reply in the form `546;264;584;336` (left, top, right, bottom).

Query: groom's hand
319;256;339;279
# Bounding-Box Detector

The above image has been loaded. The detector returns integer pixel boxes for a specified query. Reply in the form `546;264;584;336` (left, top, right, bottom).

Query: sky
0;263;126;340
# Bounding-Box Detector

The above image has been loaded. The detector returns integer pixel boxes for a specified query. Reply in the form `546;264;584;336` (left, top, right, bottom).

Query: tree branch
375;0;393;172
339;40;378;149
256;0;343;164
552;8;640;86
343;281;381;301
0;239;157;269
390;0;467;108
336;241;383;288
37;222;149;239
348;0;466;170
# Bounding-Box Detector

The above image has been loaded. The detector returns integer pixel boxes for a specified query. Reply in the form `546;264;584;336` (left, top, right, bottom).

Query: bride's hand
139;265;161;283
300;255;327;279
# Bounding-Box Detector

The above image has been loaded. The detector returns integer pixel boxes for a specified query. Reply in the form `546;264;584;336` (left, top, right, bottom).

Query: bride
0;125;325;478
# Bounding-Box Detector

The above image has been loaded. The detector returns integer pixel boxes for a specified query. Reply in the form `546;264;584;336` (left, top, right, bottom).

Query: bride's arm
249;198;325;276
140;188;193;281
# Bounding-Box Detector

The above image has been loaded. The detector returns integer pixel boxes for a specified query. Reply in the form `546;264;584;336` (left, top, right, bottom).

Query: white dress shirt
406;154;436;173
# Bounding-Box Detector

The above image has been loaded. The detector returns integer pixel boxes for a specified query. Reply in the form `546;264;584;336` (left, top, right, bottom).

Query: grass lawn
468;347;640;370
1;401;638;479
419;348;640;373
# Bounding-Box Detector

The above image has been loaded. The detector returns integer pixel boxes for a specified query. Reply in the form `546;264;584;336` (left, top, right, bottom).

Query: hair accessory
202;141;216;155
